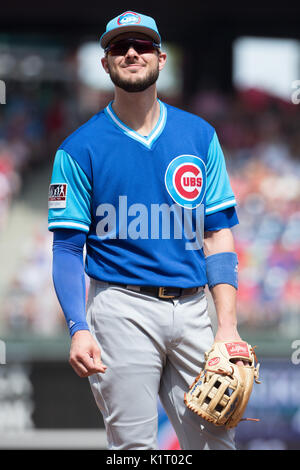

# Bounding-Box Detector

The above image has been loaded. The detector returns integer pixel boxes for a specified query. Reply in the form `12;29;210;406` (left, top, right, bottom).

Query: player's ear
101;56;109;74
158;51;167;72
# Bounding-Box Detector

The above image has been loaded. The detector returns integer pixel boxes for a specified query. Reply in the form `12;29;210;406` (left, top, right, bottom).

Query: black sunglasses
105;38;160;56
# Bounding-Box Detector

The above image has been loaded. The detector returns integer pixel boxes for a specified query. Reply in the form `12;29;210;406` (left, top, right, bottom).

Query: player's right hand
69;330;107;378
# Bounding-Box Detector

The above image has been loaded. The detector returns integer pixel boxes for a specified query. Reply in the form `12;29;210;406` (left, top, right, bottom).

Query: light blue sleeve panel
48;149;92;233
205;132;236;215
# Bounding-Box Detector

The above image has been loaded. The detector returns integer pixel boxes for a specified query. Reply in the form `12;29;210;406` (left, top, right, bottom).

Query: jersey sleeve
205;131;236;215
48;149;92;233
204;206;239;232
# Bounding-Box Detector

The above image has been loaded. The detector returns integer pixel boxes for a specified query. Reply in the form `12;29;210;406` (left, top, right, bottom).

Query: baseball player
49;11;246;450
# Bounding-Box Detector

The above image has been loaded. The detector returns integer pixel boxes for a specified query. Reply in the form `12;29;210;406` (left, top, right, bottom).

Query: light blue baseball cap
100;11;161;49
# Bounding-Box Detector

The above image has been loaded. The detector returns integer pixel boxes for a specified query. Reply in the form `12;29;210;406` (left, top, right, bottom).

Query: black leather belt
112;284;202;300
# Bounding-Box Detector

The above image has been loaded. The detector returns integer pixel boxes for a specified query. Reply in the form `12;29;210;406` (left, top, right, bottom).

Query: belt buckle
158;287;176;299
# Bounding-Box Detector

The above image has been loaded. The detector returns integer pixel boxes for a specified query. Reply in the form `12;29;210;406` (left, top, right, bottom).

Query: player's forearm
52;229;89;337
203;228;239;336
210;284;237;330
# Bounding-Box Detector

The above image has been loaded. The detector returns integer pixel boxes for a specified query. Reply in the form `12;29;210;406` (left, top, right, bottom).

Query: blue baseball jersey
48;100;237;287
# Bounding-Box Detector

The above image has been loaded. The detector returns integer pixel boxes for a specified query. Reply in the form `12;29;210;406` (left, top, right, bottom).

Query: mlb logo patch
48;183;67;209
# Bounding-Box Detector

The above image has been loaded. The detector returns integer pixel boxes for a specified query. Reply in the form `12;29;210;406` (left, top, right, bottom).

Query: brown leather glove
184;341;261;429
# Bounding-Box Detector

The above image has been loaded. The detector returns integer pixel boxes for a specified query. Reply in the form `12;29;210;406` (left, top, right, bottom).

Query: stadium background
0;2;300;450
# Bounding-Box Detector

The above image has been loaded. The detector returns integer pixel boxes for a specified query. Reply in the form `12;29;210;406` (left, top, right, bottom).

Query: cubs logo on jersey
117;11;141;26
165;155;206;209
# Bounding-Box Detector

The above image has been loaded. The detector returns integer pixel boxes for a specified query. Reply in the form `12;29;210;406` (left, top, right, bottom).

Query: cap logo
117;11;141;26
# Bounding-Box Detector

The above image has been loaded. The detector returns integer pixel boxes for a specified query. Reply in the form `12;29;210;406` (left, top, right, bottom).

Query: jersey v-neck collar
104;100;167;149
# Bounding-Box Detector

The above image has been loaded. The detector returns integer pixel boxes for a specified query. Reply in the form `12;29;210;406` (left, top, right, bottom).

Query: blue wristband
205;252;238;290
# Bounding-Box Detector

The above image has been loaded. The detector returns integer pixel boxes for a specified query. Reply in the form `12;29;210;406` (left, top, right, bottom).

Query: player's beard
107;62;160;93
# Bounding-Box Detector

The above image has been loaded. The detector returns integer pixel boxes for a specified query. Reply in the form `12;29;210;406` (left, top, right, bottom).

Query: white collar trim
105;100;167;149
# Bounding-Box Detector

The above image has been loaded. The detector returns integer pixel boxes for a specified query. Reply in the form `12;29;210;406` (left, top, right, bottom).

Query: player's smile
121;59;145;72
123;63;144;70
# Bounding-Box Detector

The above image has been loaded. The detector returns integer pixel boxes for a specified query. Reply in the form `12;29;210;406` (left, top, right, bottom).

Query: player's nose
125;46;139;58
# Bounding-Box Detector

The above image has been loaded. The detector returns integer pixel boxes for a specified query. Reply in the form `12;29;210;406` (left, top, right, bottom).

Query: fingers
69;333;108;378
235;360;244;366
70;351;107;377
234;359;250;367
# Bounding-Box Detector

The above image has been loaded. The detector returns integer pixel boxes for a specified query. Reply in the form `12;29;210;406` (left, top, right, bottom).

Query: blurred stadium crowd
0;82;76;229
0;75;300;339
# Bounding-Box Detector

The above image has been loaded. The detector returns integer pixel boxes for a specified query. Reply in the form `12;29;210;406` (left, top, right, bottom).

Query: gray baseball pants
86;279;236;450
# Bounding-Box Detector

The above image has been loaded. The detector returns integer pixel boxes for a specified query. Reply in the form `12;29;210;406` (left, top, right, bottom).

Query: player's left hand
214;326;249;366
